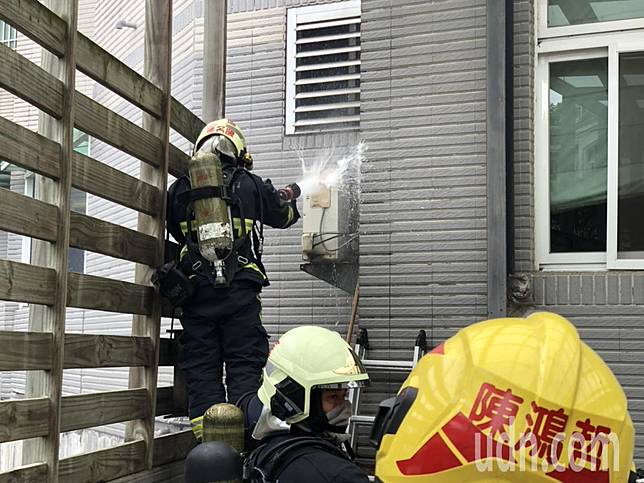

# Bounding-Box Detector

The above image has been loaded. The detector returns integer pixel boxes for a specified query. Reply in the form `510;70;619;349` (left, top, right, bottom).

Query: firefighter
167;118;300;440
243;325;371;483
371;312;639;483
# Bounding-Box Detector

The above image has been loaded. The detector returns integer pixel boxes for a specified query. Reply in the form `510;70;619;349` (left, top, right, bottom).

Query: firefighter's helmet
194;118;253;170
257;325;369;425
373;312;635;483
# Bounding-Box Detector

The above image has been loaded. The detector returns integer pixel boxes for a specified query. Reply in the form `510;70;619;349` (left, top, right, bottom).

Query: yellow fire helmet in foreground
373;312;635;483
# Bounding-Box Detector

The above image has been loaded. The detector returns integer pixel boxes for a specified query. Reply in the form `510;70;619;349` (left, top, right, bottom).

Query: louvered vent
286;1;361;134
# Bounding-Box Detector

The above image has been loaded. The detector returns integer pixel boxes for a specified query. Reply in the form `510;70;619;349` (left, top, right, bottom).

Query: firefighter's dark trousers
179;279;269;420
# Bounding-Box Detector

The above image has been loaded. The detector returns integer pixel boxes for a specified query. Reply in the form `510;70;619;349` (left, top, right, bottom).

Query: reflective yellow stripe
191;416;204;441
284;206;294;227
233;217;254;237
243;262;266;280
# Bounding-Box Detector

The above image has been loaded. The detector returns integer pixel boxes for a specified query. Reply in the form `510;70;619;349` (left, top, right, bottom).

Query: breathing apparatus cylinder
203;403;245;452
188;150;233;285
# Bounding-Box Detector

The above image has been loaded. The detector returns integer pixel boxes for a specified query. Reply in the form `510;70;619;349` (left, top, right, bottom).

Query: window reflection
549;58;608;253
548;0;644;27
617;52;644;255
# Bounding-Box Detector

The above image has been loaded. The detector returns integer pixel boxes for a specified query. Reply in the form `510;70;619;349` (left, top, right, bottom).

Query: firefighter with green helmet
238;325;371;483
159;118;301;441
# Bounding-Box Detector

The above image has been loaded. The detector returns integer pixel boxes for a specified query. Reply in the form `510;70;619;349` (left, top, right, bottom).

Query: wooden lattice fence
0;0;204;480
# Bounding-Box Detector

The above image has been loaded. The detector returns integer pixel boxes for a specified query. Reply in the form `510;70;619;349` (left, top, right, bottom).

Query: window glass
549;58;608;253
548;0;644;27
617;51;644;256
0;20;17;49
0;162;10;190
69;130;88;273
73;129;90;156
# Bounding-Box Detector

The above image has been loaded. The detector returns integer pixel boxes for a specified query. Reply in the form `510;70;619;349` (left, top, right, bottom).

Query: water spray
296;142;366;263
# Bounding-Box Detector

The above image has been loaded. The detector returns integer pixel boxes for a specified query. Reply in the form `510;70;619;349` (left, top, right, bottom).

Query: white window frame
285;0;361;135
0;20;17;49
535;9;644;270
606;40;644;269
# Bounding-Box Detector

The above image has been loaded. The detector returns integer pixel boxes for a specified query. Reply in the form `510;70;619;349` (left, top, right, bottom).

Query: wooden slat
108;460;184;483
155;386;173;416
67;273;153;315
0;260;56;306
0;114;60;180
171;97;205;144
60;389;148;433
58;441;146;483
0;0;66;56
76;33;162;117
0;331;52;371
0;463;49;483
152;430;197;467
74;92;162;169
0;39;189;180
168;143;189;178
64;334;154;369
33;0;77;478
0;188;58;242
72;151;160;216
127;1;173;469
69;212;158;266
0;42;62;118
0;116;159;215
0;398;49;443
0;0;202;145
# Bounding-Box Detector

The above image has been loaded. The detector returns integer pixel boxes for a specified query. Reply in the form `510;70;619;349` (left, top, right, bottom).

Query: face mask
325;400;353;427
251;406;290;441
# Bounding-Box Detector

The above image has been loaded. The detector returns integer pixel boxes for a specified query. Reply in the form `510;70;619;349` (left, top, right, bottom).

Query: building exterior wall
357;0;488;423
511;0;644;463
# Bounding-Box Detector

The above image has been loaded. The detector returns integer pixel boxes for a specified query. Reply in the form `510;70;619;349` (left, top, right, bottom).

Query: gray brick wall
512;0;534;274
359;0;487;366
225;7;356;339
355;0;488;457
228;0;349;13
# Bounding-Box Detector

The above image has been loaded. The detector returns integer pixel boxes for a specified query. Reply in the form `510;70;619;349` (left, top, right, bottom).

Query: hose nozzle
278;183;301;201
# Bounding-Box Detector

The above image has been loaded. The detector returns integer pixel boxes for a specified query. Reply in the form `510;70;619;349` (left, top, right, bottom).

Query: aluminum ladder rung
350;415;375;424
348;329;429;453
361;359;413;371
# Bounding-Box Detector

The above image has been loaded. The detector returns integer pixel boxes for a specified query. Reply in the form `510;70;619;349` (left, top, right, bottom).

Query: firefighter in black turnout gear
242;325;371;483
160;118;300;440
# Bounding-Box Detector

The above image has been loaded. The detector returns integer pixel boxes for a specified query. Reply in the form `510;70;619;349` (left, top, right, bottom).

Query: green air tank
188;151;234;284
203;403;245;483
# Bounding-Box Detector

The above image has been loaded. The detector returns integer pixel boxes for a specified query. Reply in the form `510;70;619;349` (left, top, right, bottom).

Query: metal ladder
347;328;428;451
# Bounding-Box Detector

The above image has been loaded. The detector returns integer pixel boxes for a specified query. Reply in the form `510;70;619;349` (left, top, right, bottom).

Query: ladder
347;328;428;451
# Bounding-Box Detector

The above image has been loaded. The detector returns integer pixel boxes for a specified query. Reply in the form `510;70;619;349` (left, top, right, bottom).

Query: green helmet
258;325;369;425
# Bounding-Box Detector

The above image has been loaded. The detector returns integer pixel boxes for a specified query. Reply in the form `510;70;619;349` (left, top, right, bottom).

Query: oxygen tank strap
178;185;230;204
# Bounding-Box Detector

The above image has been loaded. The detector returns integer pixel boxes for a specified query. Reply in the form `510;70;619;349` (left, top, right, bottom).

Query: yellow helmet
194;118;253;169
373;312;635;483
